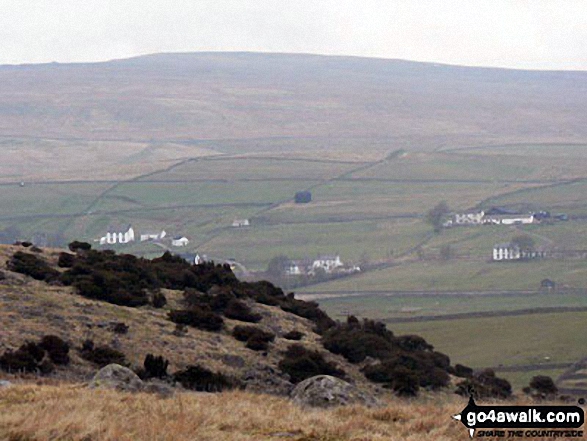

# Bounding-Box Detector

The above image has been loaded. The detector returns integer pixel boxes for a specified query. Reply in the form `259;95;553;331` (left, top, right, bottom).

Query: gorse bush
39;335;70;365
79;340;127;367
168;306;224;331
223;299;262;323
232;325;275;351
455;369;512;399
283;330;304;341
7;252;60;282
278;344;345;384
0;335;70;374
143;354;169;379
173;365;239;392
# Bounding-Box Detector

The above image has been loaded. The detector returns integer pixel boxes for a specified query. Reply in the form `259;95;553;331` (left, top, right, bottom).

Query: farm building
99;224;135;245
232;219;250;227
171;236;189;247
484;214;534;225
493;243;547;261
454;211;485;225
140;230;167;242
295;191;312;203
493;243;521;261
311;255;343;273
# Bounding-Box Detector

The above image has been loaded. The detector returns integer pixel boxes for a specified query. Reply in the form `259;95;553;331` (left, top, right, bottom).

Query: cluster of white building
97;225;189;247
492;243;547;261
284;255;360;276
444;210;535;228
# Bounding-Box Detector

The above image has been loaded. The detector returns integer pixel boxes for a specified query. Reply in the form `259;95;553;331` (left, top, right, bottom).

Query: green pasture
387;311;587;389
459;143;587;158
200;218;430;271
302;259;587;293
0;183;110;217
146;157;360;181
316;290;587;322
93;180;316;211
481;181;587;214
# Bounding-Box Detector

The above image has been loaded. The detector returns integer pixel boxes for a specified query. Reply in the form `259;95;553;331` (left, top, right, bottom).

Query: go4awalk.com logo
453;397;584;438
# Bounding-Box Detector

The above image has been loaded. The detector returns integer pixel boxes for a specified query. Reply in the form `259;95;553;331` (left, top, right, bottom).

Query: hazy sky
2;0;587;70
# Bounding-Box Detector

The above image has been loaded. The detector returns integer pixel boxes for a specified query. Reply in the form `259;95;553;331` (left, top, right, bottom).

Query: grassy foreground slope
0;383;551;441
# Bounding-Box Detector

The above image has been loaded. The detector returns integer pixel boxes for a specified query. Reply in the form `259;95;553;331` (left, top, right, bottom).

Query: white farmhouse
484;214;534;225
454;211;485;225
99;224;135;245
232;219;250;227
171;236;189;247
493;243;521;261
312;255;343;273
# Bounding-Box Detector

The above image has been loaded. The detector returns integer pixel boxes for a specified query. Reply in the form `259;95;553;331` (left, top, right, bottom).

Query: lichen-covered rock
291;375;380;408
89;364;144;393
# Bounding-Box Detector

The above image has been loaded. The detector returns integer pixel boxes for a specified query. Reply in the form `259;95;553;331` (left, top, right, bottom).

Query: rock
0;380;12;388
291;375;380;408
89;364;144;393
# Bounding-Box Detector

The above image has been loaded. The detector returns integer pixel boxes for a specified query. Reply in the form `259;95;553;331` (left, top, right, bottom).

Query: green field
316;290;587;321
302;259;587;293
4;143;587;289
386;311;587;389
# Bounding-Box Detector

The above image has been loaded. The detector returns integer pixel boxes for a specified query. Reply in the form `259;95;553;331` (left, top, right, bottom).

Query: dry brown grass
2;383;579;441
0;382;477;441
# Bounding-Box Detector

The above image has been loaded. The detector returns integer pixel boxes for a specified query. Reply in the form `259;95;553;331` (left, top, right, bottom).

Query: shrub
223;299;262;323
168;306;224;332
322;317;395;363
111;322;129;335
283;330;304;341
143;354;169;379
278;344;345;384
57;252;75;268
454;364;474;378
79;340;127;367
68;241;92;252
39;335;70;365
362;352;450;392
173;365;239;392
232;325;275;351
394;335;434;352
524;375;558;399
7;251;60;282
0;340;55;374
455;369;512;399
280;299;335;334
151;291;167;308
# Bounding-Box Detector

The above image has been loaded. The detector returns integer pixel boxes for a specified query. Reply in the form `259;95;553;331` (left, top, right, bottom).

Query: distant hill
1;52;586;145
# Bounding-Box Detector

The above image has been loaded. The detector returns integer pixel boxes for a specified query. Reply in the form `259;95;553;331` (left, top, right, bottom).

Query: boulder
0;380;12;388
291;375;380;408
89;364;144;393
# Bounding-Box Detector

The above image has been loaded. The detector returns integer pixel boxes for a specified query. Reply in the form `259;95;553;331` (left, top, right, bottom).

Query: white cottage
171;236;189;247
99;224;135;245
312;255;343;273
493;243;521;261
